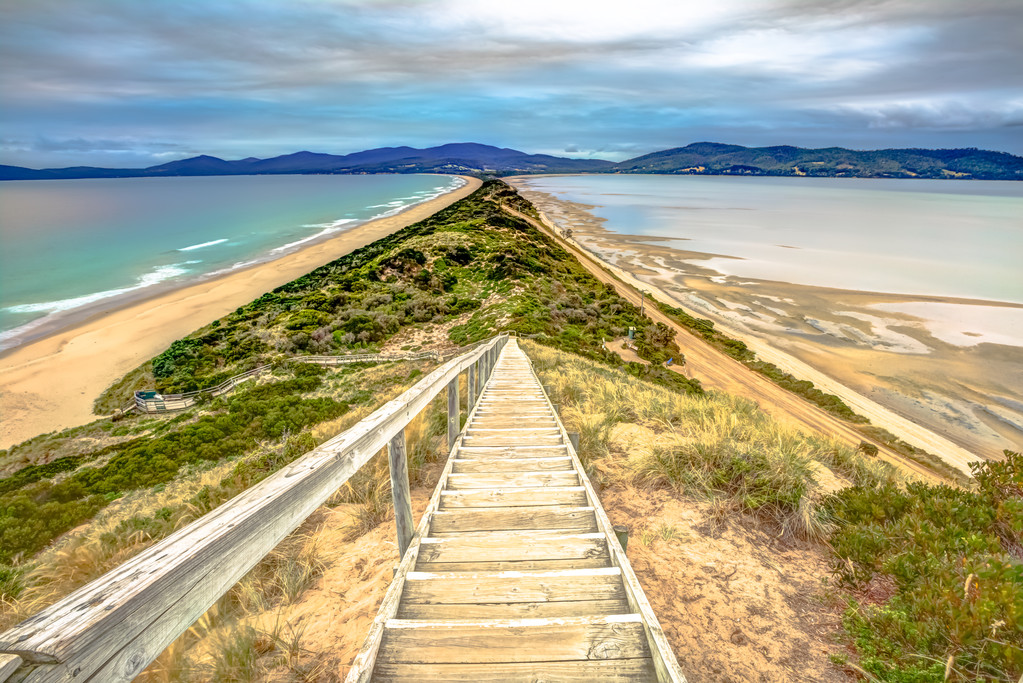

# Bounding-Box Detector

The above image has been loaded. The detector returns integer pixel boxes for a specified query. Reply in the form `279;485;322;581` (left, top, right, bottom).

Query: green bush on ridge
827;450;1023;682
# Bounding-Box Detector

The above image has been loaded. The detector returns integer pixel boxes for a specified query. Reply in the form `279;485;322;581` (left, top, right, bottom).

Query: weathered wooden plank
465;427;560;433
397;597;630;619
0;654;22;681
465;423;559;431
446;377;458;454
460;436;563;447
415;557;610;572
439;486;587;508
401;567;624;605
445;471;579;489
430;506;597;533
372;658;658;682
457;444;566;451
376;615;650;664
450;456;573;474
417;532;607;563
387;429;414;558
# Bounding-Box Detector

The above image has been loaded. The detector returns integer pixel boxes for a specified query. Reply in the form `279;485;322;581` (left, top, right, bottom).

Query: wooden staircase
348;341;685;682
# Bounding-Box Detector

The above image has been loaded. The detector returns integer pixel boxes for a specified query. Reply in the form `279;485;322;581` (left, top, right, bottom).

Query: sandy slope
0;177;482;449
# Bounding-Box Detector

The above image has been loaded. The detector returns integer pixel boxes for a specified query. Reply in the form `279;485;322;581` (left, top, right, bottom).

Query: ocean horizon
0;174;465;351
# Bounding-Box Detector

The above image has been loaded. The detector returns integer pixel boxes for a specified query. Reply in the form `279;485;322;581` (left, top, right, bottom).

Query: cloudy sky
2;0;1021;168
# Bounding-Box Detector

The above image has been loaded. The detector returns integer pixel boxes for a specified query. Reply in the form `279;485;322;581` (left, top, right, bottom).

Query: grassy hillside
612;142;1023;180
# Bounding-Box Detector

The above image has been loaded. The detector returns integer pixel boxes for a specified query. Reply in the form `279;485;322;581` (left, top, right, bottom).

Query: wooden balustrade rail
0;334;509;683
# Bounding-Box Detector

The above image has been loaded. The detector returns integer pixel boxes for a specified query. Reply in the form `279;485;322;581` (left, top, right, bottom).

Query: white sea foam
178;238;228;252
270;218;358;253
0;263;192;350
4;264;190;316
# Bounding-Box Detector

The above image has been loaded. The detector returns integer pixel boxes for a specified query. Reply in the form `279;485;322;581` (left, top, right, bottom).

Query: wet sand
0;177;482;449
509;178;1023;464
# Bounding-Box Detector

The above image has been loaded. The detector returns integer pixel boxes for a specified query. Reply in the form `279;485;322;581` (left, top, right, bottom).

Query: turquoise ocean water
519;175;1023;304
0;174;464;349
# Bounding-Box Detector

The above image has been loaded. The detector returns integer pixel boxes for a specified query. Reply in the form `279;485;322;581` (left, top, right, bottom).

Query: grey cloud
1;0;1022;167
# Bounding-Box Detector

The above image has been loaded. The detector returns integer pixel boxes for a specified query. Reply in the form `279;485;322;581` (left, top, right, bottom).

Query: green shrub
827;451;1023;682
0;376;346;564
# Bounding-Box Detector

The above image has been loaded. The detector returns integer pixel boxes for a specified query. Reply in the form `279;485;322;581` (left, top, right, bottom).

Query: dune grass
522;339;896;541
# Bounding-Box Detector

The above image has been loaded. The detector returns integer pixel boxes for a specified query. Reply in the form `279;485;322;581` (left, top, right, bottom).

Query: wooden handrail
0;334;509;683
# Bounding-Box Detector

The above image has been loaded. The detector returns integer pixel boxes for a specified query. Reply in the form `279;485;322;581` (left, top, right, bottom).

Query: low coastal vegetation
654;300;970;484
828;451;1022;682
1;181;1019;682
656;300;865;423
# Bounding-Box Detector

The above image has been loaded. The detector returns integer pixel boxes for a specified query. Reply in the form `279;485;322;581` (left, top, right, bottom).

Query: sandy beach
508;178;1023;467
0;176;481;449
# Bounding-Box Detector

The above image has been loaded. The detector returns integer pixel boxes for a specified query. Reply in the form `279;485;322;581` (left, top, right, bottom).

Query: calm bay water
520;175;1023;304
0;174;463;348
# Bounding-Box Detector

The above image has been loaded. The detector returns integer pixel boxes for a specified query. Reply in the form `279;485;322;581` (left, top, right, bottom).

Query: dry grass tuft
522;339;898;541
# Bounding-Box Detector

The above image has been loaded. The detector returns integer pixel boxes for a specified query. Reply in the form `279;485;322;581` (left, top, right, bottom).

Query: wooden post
568;432;580;452
387;429;414;558
446;378;458;453
467;364;476;409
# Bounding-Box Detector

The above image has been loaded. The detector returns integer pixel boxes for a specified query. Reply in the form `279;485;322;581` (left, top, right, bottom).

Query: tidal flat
510;175;1023;461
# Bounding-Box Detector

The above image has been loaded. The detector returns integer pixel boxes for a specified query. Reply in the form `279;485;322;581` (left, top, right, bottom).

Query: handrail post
387;428;414;558
467;363;476;409
446;377;459;453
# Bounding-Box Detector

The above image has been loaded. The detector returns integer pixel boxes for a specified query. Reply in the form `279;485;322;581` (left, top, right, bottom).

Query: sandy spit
0;177;482;449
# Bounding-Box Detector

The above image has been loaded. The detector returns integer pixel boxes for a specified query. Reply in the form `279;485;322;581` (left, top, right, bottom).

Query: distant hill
3;141;1021;181
609;142;1023;180
0;143;613;181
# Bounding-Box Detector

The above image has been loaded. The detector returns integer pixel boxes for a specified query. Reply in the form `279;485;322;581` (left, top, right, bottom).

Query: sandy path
499;202;950;484
0;177;482;449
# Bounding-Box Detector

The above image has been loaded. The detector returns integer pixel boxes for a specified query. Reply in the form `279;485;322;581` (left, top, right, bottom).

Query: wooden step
372;657;658;682
445;471;580;490
376;614;650;664
461;436;563;447
397;596;629;619
430;505;597;533
456;445;567;459
439;486;587;508
415;557;611;573
401;567;625;605
418;532;608;564
450;456;573;473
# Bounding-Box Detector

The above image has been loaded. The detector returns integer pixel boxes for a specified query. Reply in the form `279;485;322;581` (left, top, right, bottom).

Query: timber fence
0;333;510;683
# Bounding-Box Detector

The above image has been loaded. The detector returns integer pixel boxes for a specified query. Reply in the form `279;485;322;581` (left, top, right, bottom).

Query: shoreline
0;176;482;449
508;177;1022;473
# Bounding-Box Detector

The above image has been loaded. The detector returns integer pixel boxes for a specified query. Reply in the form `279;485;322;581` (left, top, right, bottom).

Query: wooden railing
130;350;443;414
0;334;510;683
